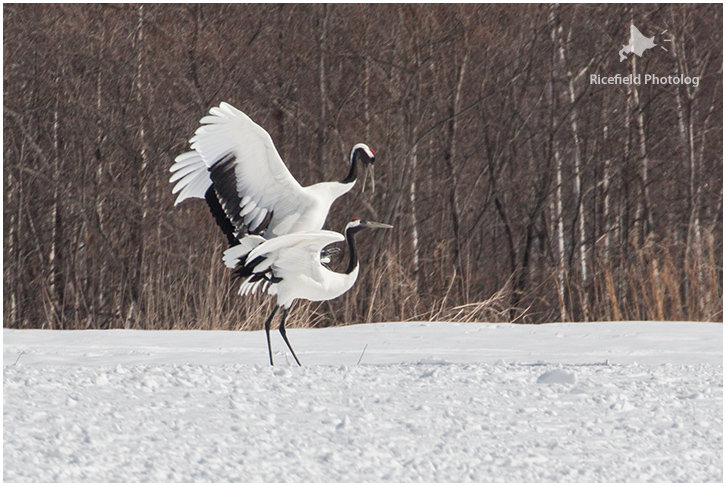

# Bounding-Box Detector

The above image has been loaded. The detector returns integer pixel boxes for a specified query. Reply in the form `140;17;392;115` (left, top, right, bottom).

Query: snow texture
3;321;722;482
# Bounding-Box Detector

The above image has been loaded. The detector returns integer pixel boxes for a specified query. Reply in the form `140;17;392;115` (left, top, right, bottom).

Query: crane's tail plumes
222;235;264;269
223;236;279;297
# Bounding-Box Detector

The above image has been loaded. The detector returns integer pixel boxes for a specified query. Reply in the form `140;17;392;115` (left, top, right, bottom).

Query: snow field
3;322;723;482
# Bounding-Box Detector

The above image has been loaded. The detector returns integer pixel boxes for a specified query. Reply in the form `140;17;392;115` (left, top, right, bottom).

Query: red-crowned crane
170;102;385;365
169;102;376;245
223;219;392;366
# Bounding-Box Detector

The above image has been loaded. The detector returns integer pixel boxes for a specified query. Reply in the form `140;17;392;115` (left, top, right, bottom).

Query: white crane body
223;230;359;309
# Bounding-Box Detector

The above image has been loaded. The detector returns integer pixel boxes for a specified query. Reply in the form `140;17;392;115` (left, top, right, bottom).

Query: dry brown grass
18;226;721;331
587;233;722;323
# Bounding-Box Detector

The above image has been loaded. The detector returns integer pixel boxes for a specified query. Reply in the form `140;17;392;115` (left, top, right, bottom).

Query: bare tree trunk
552;144;567;321
7;152;21;326
408;22;423;295
602;121;613;260
316;5;329;181
88;21;106;327
49;83;64;329
628;40;652;245
443;41;469;301
125;4;150;327
135;5;150;213
410;140;420;293
673;27;713;318
558;21;590;319
549;6;567;321
363;27;371;142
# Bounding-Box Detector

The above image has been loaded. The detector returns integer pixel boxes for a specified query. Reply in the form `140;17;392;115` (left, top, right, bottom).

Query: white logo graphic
619;25;656;62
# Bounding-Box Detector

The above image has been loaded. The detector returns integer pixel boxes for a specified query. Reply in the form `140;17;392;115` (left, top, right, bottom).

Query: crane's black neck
344;224;366;274
340;150;360;185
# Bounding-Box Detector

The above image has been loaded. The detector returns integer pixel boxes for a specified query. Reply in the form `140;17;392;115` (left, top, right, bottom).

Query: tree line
3;4;722;330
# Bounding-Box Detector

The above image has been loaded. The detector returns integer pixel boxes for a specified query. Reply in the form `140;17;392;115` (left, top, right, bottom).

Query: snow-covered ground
3;321;722;482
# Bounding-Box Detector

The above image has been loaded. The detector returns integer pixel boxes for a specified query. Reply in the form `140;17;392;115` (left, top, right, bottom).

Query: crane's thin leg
264;305;279;366
278;307;301;366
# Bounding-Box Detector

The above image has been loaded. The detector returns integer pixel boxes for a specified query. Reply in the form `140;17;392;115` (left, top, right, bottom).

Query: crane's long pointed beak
364;221;393;229
360;165;375;194
370;165;375;194
361;167;368;193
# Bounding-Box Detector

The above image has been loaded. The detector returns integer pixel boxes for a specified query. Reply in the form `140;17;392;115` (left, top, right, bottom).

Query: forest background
3;4;722;330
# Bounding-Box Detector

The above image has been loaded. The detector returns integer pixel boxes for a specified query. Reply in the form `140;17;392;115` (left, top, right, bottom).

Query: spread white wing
170;102;317;238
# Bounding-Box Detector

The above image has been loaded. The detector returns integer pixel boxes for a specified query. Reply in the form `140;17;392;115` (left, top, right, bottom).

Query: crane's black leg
264;306;279;366
278;307;301;366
